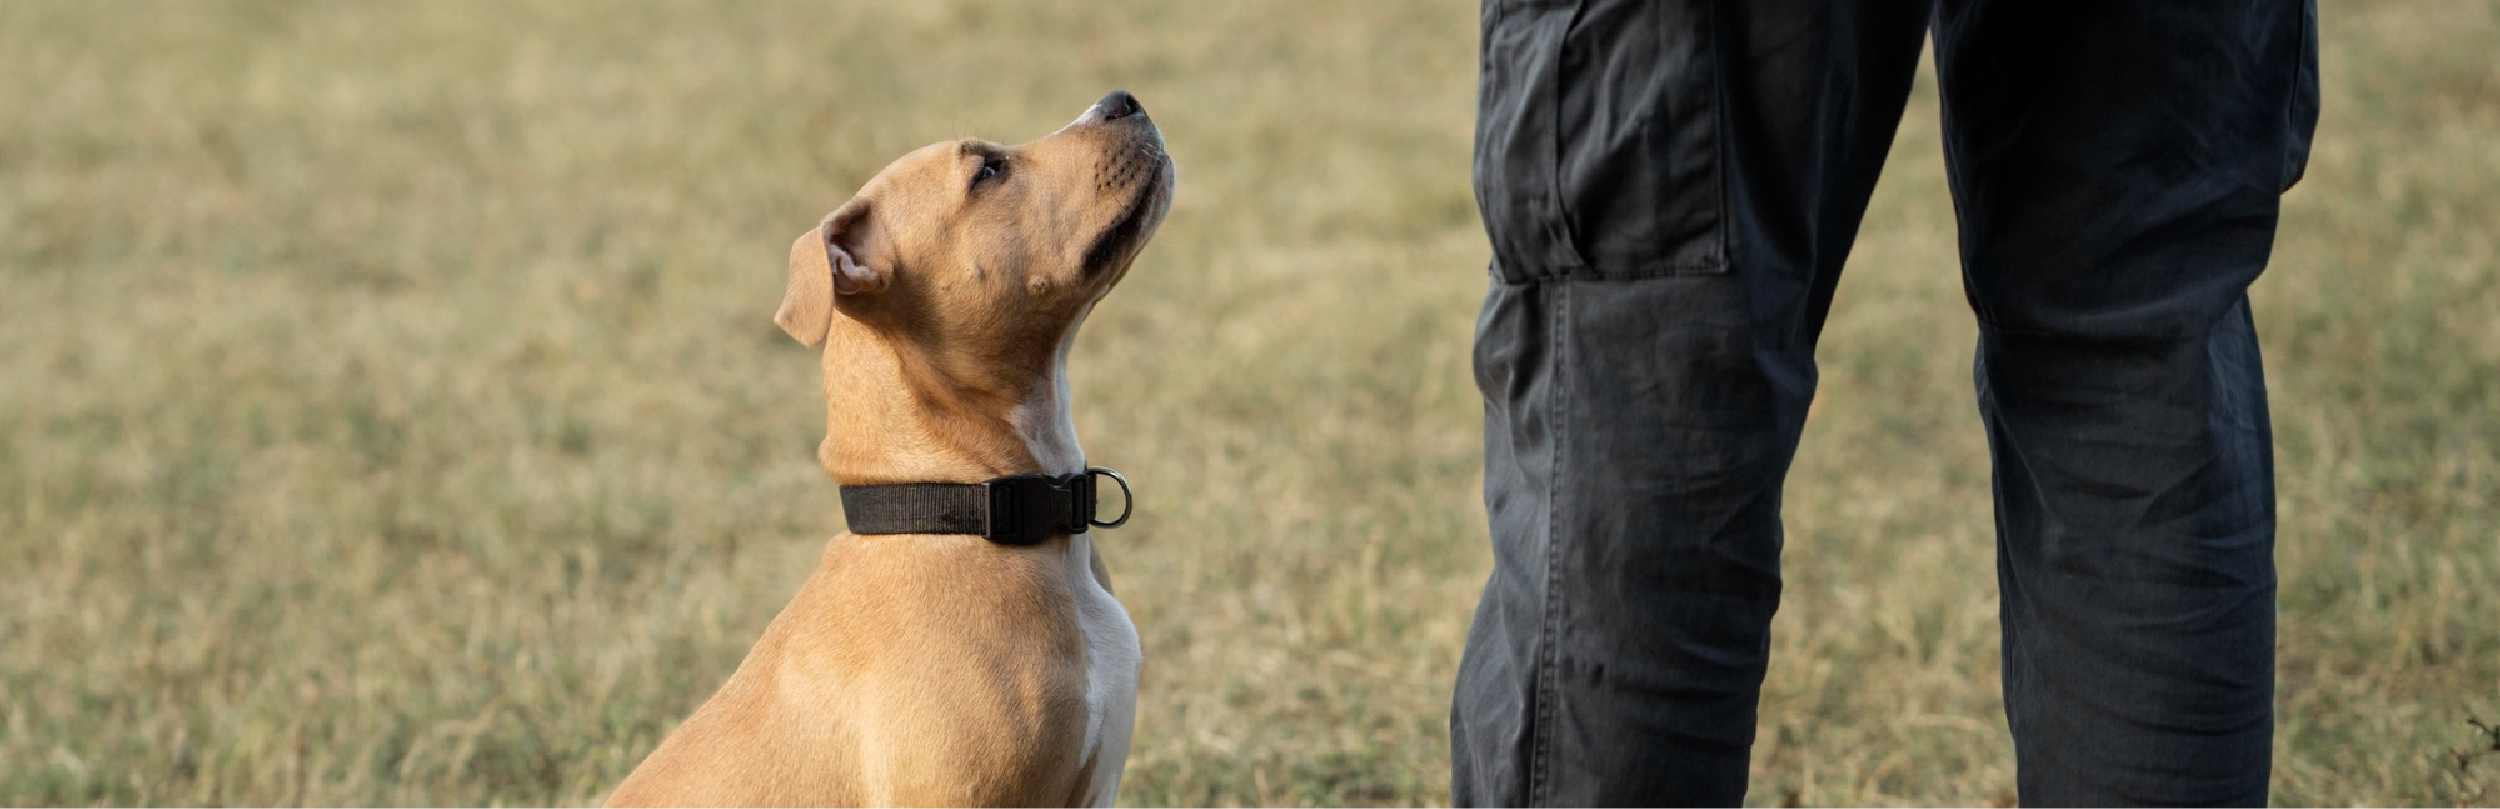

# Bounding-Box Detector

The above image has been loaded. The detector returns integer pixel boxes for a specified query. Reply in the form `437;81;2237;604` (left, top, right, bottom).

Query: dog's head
776;91;1175;357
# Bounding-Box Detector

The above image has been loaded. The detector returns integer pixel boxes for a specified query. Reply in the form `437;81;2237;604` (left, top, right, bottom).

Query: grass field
3;1;2496;805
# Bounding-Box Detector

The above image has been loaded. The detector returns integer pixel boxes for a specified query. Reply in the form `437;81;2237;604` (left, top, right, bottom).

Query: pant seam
1528;281;1569;806
1972;313;2220;344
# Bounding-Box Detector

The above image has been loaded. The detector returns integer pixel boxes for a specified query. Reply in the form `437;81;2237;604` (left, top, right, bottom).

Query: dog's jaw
1080;150;1173;283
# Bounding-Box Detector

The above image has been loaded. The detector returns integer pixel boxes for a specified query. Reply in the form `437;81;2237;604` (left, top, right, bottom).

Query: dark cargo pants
1451;0;2319;805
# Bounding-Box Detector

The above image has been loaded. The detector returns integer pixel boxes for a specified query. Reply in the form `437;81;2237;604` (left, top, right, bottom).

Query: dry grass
2;1;2494;805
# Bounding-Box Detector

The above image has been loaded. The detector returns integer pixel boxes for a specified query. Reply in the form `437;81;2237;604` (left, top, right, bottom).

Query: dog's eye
972;155;1007;189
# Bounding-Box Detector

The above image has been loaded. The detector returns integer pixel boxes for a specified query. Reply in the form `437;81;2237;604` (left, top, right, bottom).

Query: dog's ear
776;199;888;346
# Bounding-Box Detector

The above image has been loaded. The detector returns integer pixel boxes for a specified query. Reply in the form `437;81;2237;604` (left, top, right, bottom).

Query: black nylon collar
839;467;1132;546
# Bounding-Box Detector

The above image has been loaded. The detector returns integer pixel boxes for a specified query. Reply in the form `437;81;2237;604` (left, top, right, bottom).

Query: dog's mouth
1080;153;1170;278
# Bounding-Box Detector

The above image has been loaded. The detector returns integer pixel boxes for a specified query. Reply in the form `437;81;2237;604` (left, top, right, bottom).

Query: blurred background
2;1;2494;805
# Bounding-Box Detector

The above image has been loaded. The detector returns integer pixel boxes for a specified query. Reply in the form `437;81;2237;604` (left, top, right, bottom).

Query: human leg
1929;1;2318;803
1453;0;1933;803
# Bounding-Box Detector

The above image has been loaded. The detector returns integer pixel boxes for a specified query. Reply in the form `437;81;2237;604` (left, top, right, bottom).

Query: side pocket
1551;0;1726;277
2281;0;2319;193
1476;0;1584;283
1477;0;1727;281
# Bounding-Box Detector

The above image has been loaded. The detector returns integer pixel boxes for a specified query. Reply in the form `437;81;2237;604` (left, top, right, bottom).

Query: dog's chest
1064;535;1139;804
1013;371;1135;804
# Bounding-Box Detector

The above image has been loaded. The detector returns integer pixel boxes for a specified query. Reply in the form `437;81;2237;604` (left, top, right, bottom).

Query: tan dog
605;91;1173;808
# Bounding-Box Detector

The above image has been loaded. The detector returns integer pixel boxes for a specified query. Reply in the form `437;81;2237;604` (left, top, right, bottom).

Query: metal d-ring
1086;466;1132;528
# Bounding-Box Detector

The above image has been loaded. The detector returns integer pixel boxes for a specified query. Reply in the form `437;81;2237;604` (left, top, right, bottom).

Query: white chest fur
1064;533;1139;806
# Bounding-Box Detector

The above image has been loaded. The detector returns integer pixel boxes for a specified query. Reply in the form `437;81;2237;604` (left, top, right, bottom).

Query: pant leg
1930;1;2319;804
1453;1;1931;804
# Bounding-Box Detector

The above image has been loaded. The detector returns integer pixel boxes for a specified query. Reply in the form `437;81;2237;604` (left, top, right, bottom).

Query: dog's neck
814;317;1086;486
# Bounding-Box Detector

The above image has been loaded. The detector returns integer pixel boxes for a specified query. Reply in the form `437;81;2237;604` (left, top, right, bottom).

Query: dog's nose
1096;90;1143;120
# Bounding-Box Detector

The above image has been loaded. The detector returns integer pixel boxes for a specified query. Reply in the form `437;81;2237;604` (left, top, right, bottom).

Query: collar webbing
839;467;1132;546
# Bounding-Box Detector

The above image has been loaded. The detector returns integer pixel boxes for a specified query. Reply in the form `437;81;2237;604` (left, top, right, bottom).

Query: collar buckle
981;472;1095;545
